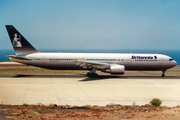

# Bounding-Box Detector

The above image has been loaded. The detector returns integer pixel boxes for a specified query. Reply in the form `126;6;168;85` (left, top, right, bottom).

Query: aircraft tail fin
5;25;39;55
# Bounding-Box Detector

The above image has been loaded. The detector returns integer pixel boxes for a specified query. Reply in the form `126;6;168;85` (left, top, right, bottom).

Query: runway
0;74;180;107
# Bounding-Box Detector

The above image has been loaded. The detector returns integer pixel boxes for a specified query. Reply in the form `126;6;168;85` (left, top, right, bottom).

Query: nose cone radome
173;60;177;66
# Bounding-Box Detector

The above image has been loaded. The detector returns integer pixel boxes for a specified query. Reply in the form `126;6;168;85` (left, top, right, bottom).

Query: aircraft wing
6;55;32;61
74;60;111;69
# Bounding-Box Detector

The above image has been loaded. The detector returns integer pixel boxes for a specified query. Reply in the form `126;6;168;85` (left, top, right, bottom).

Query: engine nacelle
110;65;125;74
102;65;125;74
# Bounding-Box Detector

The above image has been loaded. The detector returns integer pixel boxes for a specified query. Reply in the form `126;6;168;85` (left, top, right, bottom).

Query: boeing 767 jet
5;25;177;77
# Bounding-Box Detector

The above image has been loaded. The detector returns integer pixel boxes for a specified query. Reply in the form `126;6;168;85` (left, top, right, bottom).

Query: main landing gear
162;70;166;77
86;68;98;78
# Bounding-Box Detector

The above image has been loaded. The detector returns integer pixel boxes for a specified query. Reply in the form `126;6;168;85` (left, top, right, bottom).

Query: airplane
5;25;177;77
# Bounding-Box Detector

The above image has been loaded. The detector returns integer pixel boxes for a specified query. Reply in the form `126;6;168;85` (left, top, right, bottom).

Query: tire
161;74;165;77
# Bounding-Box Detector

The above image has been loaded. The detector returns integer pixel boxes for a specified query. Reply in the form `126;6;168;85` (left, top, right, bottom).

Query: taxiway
0;74;180;106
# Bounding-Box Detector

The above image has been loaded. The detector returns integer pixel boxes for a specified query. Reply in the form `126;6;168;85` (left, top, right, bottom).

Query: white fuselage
9;53;177;71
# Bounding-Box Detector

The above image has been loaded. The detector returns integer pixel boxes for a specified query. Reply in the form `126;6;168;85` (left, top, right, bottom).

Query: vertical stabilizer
5;25;39;55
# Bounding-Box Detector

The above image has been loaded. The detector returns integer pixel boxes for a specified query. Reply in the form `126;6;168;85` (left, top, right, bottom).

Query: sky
0;0;180;51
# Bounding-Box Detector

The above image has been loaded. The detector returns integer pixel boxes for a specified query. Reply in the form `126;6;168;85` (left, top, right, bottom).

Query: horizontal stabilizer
6;55;32;61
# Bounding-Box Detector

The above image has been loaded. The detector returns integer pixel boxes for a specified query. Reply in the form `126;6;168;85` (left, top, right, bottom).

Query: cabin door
159;58;164;64
42;57;47;63
127;57;132;64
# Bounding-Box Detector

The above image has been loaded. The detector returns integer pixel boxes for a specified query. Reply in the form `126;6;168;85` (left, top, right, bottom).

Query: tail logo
13;33;22;47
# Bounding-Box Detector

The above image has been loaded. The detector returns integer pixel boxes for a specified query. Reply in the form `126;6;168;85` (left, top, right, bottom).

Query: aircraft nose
173;60;177;66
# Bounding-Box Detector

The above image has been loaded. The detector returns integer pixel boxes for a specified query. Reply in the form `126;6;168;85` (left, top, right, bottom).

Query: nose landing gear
162;70;166;77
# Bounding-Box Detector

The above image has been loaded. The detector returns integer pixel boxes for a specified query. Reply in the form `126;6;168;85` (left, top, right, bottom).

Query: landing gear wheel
86;72;98;78
161;70;166;77
86;72;91;76
161;74;165;77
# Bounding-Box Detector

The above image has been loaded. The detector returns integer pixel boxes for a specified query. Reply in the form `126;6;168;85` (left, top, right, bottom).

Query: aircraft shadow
79;75;180;81
0;74;179;80
79;75;125;81
12;74;85;78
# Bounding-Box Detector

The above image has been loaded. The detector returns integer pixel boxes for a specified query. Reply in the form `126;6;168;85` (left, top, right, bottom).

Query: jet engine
102;65;125;74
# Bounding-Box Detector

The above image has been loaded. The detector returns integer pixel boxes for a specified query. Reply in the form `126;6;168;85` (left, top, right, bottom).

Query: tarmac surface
0;74;180;107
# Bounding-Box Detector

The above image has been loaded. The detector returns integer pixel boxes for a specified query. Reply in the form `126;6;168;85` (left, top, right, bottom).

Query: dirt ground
1;104;180;120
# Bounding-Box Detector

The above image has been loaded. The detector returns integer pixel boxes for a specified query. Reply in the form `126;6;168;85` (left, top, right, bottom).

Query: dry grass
1;104;180;120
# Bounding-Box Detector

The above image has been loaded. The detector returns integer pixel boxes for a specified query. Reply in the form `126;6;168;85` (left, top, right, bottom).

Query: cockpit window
169;58;173;61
